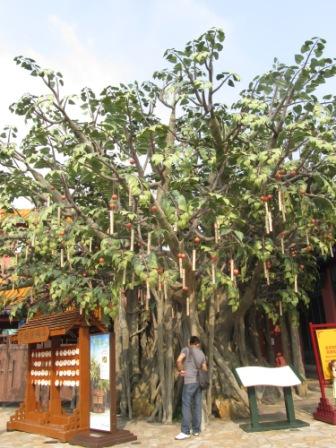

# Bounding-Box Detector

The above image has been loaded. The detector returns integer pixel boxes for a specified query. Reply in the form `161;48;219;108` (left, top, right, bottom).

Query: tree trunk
119;294;133;418
288;309;307;397
127;290;140;385
264;316;275;365
163;298;174;423
206;292;216;415
247;306;263;363
279;312;291;364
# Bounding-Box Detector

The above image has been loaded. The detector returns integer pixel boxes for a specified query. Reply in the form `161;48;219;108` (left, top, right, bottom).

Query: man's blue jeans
181;383;202;434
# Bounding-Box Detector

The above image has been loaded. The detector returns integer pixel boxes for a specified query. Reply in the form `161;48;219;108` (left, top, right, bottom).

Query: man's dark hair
190;336;200;345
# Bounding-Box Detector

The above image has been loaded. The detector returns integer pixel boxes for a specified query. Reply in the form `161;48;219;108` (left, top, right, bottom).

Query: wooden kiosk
7;310;137;447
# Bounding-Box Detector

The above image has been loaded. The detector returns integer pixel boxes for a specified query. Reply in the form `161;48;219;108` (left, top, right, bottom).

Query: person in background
175;336;207;440
329;359;336;403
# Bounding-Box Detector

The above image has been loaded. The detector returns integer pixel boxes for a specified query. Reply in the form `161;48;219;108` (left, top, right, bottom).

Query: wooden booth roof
15;310;108;344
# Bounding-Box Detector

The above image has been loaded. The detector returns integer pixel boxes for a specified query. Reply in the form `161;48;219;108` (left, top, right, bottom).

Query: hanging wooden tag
31;230;36;248
179;256;183;279
211;263;216;285
329;242;334;258
264;202;270;234
263;261;270;286
163;280;168;301
280;237;285;255
268;210;273;232
192;249;196;272
130;228;135;251
278;188;283;212
279;301;283;316
60;248;64;268
182;268;186;289
281;192;286;222
214;221;219;244
186;297;190;316
294;274;298;293
147;232;152;255
230;259;234;281
89;237;93;253
146;279;150;299
128;185;133;207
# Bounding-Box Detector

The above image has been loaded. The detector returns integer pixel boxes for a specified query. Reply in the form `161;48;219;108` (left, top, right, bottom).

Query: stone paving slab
1;396;336;448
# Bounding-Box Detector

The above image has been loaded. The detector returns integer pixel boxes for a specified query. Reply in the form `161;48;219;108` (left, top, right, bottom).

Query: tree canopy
1;28;335;321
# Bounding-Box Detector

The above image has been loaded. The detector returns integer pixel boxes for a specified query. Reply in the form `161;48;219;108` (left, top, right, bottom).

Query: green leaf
295;54;304;64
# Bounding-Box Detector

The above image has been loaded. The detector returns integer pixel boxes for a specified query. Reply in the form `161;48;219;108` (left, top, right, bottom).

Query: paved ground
1;390;336;448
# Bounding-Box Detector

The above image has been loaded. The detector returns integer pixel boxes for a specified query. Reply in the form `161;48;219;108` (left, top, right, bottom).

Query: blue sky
1;0;336;126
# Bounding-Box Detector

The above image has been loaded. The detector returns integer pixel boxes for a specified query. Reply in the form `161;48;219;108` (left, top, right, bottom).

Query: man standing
175;336;207;440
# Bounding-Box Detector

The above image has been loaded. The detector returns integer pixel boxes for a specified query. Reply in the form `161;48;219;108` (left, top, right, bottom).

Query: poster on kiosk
90;334;111;431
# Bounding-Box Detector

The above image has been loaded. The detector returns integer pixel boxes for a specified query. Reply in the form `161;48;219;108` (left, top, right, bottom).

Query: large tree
1;28;336;420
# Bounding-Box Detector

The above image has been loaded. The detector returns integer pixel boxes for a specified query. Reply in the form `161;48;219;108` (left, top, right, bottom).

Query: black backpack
189;347;209;390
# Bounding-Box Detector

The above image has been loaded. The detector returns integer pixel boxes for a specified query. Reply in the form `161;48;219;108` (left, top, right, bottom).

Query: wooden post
110;332;117;431
25;345;37;412
49;338;61;415
79;326;90;430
